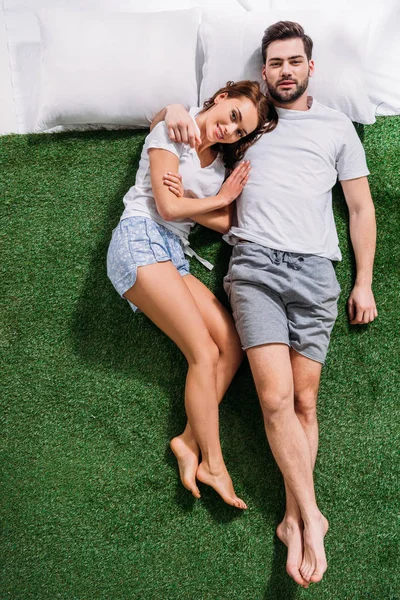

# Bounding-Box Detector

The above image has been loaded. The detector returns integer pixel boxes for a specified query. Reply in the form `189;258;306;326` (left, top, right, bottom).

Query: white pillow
366;1;400;114
4;0;202;133
3;0;199;11
200;9;376;124
35;8;201;131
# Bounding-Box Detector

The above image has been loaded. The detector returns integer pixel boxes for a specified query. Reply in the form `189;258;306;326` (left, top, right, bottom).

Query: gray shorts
223;242;341;364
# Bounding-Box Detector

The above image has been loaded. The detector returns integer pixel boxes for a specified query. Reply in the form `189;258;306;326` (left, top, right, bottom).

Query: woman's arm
191;205;234;235
162;173;234;234
149;148;250;222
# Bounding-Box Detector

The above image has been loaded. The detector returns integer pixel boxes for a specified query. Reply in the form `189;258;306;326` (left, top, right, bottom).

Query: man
151;21;377;587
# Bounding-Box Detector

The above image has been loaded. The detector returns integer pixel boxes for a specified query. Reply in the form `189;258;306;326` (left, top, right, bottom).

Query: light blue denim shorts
107;216;190;312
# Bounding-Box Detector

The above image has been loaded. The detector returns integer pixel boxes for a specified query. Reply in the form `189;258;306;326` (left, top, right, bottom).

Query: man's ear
308;60;315;78
214;92;228;104
262;64;267;81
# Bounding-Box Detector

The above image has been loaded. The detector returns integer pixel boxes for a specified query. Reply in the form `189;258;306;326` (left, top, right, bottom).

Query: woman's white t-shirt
120;107;226;245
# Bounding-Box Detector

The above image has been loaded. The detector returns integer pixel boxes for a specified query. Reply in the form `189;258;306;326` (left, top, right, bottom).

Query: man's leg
247;343;328;586
277;349;322;585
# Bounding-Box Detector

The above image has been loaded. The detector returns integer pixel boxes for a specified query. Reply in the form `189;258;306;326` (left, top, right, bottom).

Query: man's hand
348;284;378;324
163;172;184;197
165;105;201;147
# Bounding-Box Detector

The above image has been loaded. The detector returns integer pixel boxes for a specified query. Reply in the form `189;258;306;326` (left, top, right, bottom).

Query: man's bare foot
196;461;247;509
170;435;201;498
300;512;329;584
277;517;309;588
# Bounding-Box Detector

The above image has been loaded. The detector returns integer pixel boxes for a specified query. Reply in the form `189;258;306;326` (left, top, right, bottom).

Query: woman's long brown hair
200;80;278;170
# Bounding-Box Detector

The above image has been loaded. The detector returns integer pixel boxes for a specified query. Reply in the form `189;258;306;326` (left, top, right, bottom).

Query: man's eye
292;61;301;65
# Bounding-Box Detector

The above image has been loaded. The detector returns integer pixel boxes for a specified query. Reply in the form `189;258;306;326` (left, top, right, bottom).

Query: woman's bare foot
170;435;201;498
300;513;329;584
196;461;247;509
277;517;308;588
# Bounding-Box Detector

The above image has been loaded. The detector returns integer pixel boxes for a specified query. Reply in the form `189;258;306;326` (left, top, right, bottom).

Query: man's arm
149;107;168;132
150;105;201;147
341;176;378;324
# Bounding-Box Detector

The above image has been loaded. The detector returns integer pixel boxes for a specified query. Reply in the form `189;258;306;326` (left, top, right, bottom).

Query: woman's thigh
182;274;243;361
123;261;217;363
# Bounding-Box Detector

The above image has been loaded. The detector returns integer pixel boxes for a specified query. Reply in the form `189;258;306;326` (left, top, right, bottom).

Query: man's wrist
354;276;373;287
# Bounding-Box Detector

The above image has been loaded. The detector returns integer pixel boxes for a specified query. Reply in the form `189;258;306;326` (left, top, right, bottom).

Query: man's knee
294;390;318;425
259;388;293;425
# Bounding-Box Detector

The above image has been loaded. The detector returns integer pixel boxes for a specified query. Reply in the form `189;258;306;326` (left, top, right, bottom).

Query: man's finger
174;128;182;143
168;127;176;141
348;299;355;321
188;132;196;148
351;307;365;324
195;134;202;146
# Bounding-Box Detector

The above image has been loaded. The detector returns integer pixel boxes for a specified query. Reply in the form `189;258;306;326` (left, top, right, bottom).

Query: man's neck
273;92;311;112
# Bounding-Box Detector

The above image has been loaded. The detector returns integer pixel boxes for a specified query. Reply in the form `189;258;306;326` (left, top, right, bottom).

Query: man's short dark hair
261;21;313;63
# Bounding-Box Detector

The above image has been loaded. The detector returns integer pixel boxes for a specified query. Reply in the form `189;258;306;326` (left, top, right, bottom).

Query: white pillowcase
366;1;400;114
200;10;376;124
35;8;201;131
4;0;203;133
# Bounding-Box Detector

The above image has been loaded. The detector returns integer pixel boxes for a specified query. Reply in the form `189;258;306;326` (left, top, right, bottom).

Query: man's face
262;38;314;105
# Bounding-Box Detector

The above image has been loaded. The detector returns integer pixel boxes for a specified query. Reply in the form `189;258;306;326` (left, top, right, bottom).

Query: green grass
1;118;399;600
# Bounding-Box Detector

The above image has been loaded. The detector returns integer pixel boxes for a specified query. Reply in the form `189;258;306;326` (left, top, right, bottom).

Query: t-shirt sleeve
146;121;181;159
336;118;370;181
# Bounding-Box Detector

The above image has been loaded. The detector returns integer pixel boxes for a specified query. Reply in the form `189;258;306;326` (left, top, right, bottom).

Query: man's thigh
224;244;291;351
247;344;293;408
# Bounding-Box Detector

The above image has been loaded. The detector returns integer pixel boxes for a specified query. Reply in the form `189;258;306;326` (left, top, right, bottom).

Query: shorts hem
290;344;326;365
242;340;290;351
117;257;172;298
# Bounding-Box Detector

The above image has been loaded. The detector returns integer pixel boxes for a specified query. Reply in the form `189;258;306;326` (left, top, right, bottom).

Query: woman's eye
237;130;243;138
231;111;237;121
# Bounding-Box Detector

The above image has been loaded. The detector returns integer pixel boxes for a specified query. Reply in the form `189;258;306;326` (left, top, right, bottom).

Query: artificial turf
1;117;399;600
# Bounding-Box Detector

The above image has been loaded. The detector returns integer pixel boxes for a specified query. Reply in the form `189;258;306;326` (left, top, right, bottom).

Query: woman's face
205;94;259;145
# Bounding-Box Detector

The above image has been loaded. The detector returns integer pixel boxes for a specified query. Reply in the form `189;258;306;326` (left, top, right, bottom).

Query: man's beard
266;75;309;104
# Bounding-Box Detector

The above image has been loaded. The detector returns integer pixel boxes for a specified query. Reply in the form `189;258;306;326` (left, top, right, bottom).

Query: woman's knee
188;337;220;369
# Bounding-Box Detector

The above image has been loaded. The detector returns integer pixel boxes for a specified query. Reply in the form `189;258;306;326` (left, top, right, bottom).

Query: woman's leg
170;274;244;494
124;261;246;508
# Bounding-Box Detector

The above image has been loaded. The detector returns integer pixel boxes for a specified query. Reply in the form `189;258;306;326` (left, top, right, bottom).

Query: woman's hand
219;161;251;204
163;172;184;197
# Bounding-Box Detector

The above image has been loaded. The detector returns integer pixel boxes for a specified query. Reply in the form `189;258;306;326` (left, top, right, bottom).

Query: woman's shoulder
145;121;183;159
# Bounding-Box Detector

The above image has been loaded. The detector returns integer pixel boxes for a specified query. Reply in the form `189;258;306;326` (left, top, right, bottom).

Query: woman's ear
214;92;229;104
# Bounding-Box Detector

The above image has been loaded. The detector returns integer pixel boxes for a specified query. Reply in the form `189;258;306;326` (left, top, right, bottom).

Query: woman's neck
195;113;215;154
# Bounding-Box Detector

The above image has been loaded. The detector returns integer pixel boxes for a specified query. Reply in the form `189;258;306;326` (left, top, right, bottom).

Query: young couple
107;21;377;588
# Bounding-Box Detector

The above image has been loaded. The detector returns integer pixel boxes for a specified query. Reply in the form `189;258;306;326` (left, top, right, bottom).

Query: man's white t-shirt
121;107;226;243
224;98;370;261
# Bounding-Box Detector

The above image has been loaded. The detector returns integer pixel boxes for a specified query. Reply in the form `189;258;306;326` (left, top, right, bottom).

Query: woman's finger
163;173;182;183
169;187;180;197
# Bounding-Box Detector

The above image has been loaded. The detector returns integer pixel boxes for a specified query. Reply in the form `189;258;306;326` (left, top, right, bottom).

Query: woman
107;81;278;508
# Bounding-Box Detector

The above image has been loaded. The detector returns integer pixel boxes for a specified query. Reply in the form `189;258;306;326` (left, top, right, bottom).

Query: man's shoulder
312;99;352;126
